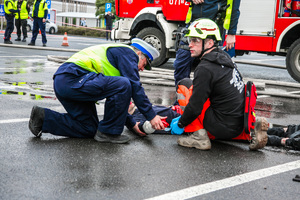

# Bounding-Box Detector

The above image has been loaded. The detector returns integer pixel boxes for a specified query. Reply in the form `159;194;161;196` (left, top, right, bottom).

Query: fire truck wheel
136;27;168;67
287;38;300;83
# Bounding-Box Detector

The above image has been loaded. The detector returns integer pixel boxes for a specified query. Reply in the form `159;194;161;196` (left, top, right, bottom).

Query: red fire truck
112;0;300;82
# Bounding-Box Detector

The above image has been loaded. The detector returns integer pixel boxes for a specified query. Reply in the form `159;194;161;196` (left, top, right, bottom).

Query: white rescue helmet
131;38;160;70
185;18;222;41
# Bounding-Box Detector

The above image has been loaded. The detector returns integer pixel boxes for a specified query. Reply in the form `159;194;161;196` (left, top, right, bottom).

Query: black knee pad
176;78;192;91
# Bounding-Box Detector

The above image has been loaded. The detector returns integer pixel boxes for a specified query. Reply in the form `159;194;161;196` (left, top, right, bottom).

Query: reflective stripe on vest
4;0;15;15
185;2;193;24
32;0;48;18
66;44;134;76
185;0;233;29
15;1;29;19
223;0;233;30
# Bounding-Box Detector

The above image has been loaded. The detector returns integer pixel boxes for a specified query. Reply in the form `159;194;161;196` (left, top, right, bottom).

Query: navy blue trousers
106;25;112;40
42;72;132;138
31;18;47;44
4;14;14;41
173;41;195;86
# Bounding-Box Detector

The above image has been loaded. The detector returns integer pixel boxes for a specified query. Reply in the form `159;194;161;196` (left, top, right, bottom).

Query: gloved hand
170;116;184;135
171;105;183;114
161;118;169;128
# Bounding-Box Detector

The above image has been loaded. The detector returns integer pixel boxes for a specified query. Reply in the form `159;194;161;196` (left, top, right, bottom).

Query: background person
14;0;30;42
4;0;18;44
104;11;115;41
80;18;86;27
28;38;165;144
28;0;48;47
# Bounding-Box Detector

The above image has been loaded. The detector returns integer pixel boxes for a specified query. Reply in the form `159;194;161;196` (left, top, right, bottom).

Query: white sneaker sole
177;138;211;150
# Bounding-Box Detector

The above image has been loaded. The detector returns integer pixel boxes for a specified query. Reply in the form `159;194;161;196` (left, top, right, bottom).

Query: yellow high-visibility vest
223;0;233;30
15;1;29;20
4;0;16;15
185;3;193;24
32;0;48;18
66;44;136;76
185;0;233;30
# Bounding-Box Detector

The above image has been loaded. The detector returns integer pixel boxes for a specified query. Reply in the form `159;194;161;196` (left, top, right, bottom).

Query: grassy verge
57;26;106;38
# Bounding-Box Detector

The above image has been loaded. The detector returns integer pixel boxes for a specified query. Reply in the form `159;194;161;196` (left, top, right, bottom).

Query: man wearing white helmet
173;0;241;86
169;19;268;150
28;38;166;143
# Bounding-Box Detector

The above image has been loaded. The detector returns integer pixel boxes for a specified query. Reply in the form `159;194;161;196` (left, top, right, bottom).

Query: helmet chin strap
199;40;215;58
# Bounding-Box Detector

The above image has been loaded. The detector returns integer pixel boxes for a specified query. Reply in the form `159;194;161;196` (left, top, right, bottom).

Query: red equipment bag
244;81;257;134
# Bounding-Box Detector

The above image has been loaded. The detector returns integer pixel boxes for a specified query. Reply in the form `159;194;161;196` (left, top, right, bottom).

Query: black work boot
94;130;130;144
22;37;27;42
28;42;35;46
4;40;13;44
15;38;21;41
28;106;45;137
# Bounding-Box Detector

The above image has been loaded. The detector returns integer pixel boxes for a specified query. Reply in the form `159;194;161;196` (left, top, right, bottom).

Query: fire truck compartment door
237;0;276;36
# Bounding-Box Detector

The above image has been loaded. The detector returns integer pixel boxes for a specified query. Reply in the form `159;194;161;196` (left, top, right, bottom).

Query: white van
26;19;58;34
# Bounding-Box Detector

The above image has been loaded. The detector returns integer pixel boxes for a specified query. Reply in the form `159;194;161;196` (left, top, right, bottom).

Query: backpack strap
244;81;257;134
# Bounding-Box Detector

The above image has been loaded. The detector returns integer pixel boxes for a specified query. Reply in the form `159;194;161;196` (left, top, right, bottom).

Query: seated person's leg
266;135;283;147
286;124;300;137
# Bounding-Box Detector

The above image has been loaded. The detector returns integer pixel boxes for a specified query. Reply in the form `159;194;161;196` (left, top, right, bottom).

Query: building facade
50;0;98;27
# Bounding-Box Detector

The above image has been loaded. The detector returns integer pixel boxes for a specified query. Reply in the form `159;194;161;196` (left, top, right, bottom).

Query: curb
234;59;286;69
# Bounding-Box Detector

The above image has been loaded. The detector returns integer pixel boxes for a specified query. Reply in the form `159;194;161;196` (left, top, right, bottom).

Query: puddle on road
143;83;300;126
1;62;300;125
1;89;56;100
143;84;176;106
0;57;58;101
3;59;46;74
0;81;56;100
256;97;300;119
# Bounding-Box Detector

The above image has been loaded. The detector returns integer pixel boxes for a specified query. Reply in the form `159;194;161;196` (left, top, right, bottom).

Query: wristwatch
178;121;184;128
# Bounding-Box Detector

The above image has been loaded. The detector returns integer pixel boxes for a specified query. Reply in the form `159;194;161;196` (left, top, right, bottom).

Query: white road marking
145;160;300;200
0;56;45;58
77;43;102;46
0;118;29;124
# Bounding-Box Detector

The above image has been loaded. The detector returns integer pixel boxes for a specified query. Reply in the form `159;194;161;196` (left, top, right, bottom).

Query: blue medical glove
170;116;184;135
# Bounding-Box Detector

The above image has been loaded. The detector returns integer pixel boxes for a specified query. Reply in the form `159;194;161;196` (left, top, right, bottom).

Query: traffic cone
61;32;69;46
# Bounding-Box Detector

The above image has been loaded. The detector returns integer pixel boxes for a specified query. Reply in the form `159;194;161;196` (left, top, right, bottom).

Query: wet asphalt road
1;33;300;200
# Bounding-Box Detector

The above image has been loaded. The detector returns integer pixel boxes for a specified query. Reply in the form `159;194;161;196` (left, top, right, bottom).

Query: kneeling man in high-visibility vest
28;38;166;144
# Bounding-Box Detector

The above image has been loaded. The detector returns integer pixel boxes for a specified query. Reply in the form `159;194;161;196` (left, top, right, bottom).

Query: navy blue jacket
54;46;156;129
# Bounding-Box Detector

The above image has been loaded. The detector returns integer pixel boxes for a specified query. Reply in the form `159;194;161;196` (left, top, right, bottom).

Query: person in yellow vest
174;0;241;86
28;38;166;144
14;0;30;42
4;0;19;44
28;0;48;46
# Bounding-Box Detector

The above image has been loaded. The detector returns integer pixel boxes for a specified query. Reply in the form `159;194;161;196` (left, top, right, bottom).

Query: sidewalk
0;31;112;51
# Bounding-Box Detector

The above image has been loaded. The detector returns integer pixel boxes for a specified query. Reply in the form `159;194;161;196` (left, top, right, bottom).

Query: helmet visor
187;37;202;44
